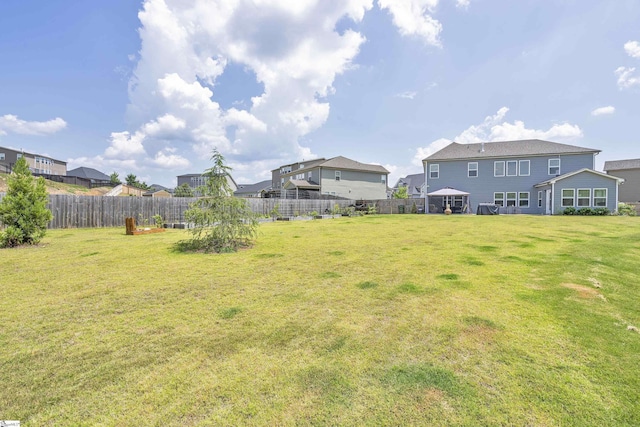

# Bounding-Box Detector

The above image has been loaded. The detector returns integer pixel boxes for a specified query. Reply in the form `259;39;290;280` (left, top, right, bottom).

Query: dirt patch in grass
561;283;603;299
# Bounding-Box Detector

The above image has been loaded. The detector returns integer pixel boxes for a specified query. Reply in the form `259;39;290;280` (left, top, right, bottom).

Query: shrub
563;207;577;215
592;207;610;216
367;204;377;215
577;207;593;216
411;202;418;214
153;214;164;228
618;203;637;216
0;157;53;248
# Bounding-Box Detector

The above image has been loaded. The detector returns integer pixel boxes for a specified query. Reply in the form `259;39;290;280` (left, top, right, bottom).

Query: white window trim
593;188;607;207
381;174;386;184
519;160;530;176
537;191;543;207
561;188;575;207
549;158;560;176
429;164;439;179
494;161;505;177
494;192;504;206
506;192;517;207
335;170;341;181
577;188;591;207
518;192;530;208
506;160;518;177
468;162;478;178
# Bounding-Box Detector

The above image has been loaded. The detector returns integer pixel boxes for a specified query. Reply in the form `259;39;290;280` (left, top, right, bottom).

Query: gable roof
394;173;425;193
534;168;624;188
234;180;272;194
424;139;600;161
319;156;389;173
66;167;110;181
283;179;321;190
603;158;640;171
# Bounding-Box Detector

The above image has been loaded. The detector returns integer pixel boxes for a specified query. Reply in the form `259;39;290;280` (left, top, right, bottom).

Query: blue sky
1;0;639;188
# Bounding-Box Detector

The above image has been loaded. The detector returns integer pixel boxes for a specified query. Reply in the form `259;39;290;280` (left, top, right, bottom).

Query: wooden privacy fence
0;193;426;229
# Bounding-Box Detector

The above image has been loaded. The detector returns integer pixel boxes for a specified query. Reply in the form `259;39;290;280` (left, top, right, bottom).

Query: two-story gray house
423;139;624;214
275;156;389;200
0;145;67;175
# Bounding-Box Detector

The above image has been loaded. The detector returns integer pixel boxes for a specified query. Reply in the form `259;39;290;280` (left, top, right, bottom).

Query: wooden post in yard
125;217;136;235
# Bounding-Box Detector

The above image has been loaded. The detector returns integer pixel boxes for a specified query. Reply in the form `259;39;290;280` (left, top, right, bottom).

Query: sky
1;0;639;188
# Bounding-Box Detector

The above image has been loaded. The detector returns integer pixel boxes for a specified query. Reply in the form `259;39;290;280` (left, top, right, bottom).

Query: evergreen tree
110;171;122;185
0;157;53;247
181;149;257;253
174;183;194;197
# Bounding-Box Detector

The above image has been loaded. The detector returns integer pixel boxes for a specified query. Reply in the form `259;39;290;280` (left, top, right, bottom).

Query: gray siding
607;169;640;203
320;169;387;199
552;172;619;214
425;153;595;214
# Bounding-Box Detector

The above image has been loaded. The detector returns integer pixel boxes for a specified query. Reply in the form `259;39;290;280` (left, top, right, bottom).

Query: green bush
563;207;577;215
593;207;610;216
577;207;593;216
618;203;637;216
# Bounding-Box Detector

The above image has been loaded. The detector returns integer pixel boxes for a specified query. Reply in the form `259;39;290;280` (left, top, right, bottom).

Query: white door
545;190;552;215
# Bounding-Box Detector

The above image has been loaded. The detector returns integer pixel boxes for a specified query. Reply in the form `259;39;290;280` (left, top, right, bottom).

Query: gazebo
426;187;470;213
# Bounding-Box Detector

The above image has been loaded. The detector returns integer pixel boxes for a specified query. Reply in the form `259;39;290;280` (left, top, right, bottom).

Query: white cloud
0;114;67;136
378;0;442;47
624;40;640;59
396;91;418;99
615;66;640;89
455;0;470;9
104;0;374;184
412;107;583;165
591;106;615;116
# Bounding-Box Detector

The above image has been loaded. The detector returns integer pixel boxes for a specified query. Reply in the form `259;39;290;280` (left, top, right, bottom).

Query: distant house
392;173;425;198
423;139;624;214
274;156;389;200
0;145;66;175
143;189;172;198
234;180;272;198
67;167;111;186
271;158;326;193
176;173;238;194
604;158;640;203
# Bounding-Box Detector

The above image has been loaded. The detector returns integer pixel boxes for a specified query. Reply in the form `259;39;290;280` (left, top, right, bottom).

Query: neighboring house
277;156;389;200
67;167;111;186
0;145;66;175
149;184;173;194
271;158;326;192
234;180;272;198
392;173;425;198
177;173;238;194
423;139;623;214
603;158;640;203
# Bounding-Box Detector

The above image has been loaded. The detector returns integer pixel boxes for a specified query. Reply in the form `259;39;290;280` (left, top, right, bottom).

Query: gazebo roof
427;188;470;196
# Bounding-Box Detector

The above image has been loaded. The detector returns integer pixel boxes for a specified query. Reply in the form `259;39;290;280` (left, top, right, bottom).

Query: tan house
604;158;640;203
0;145;66;175
278;156;389;200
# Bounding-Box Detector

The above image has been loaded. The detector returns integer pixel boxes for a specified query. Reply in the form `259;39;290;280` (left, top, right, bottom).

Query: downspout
423;160;428;214
551;182;555;215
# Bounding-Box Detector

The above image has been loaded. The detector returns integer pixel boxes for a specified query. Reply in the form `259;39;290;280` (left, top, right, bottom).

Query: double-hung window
335;171;341;181
577;189;591;207
506;192;517;207
381;175;386;184
429;164;439;179
506;160;518;176
519;160;530;176
518;192;529;208
593;189;607;207
562;189;575;207
468;162;478;178
537;191;543;208
549;158;560;175
494;161;505;177
494;192;504;206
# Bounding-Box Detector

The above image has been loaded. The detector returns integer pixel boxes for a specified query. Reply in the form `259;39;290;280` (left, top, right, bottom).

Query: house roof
271;158;326;172
149;184;171;192
66;167;110;181
283;179;321;189
603;158;640;171
394;173;425;194
0;145;67;164
282;156;389;176
534;168;624;188
424;139;600;161
234;180;272;194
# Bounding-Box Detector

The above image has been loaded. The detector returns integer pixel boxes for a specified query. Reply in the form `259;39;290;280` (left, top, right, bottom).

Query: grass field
1;215;639;426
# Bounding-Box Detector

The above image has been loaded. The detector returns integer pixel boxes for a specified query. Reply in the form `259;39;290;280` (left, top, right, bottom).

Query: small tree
393;186;409;199
110;171;122;185
174;183;194;198
0;157;53;248
180;149;257;253
125;173;138;187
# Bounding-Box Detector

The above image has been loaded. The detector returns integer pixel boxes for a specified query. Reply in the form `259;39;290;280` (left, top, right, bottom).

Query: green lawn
1;215;639;426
